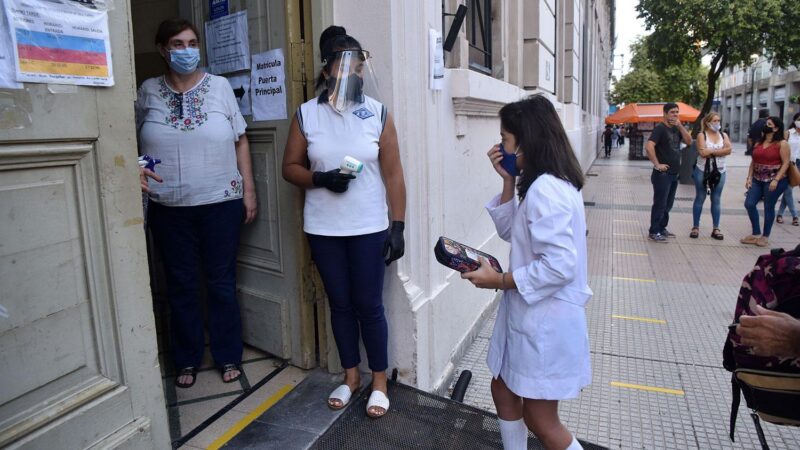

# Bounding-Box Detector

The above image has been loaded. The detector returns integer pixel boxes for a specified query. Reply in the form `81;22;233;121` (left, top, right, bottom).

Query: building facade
718;57;800;142
0;0;613;447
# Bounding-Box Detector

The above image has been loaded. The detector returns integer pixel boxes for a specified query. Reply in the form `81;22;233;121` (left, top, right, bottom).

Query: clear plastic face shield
324;49;380;113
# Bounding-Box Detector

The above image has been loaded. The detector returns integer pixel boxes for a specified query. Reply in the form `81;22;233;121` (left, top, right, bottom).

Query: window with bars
465;0;492;75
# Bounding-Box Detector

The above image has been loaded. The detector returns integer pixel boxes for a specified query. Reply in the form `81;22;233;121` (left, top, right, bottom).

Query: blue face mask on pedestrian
499;143;520;177
169;48;200;74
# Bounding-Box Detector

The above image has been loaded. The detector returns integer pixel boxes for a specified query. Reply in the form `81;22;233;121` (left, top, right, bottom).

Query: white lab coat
486;174;593;400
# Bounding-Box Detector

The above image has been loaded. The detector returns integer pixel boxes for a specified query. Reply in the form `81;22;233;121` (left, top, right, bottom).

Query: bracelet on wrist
500;272;506;290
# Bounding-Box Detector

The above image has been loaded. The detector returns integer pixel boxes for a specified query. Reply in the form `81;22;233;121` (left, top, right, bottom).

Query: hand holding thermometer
340;156;363;175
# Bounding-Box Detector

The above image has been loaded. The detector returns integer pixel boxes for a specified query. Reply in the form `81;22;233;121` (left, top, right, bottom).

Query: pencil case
434;236;502;273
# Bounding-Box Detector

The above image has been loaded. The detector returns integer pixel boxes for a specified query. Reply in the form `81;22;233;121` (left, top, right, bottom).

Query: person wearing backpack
741;116;792;247
775;111;800;226
690;112;731;240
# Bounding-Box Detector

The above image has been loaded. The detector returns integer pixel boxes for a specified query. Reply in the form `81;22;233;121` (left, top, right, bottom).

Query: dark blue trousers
649;170;679;235
307;231;388;372
745;178;789;237
148;199;244;369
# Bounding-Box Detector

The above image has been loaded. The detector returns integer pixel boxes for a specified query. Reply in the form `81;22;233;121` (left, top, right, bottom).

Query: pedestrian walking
618;126;626;147
776;111;800;226
603;125;613;158
462;95;591;450
282;25;406;418
611;126;620;149
741;116;792;247
645;103;692;242
690;112;731;240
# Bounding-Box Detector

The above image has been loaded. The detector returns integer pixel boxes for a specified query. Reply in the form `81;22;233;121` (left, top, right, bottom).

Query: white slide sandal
328;384;353;410
366;390;390;418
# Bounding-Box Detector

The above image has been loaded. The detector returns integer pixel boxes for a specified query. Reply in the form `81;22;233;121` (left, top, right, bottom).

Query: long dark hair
500;95;584;199
315;26;363;90
759;116;785;144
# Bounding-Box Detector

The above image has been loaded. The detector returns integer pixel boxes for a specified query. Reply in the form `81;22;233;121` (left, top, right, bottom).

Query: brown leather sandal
690;227;699;239
711;229;724;240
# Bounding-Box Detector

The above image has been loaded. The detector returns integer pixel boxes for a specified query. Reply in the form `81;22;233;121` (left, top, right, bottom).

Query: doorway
129;0;319;444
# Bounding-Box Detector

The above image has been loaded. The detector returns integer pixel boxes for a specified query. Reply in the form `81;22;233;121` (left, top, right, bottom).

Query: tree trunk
691;49;728;138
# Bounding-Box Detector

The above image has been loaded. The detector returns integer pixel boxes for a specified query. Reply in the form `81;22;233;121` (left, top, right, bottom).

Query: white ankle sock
565;435;584;450
497;418;528;450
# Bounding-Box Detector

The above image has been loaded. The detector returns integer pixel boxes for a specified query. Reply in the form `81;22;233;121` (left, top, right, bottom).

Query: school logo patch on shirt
353;107;374;120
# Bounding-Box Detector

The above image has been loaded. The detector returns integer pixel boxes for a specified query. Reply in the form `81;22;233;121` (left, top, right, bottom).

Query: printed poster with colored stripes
4;0;113;86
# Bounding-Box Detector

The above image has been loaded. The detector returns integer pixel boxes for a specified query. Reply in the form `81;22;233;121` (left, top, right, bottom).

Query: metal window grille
466;0;492;75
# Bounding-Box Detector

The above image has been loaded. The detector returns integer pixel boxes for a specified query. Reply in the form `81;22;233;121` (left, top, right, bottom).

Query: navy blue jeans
692;166;726;228
649;170;679;235
745;178;789;237
148;199;244;369
307;231;388;371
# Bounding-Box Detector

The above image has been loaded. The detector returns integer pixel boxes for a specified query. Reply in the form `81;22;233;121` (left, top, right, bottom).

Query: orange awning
605;102;701;124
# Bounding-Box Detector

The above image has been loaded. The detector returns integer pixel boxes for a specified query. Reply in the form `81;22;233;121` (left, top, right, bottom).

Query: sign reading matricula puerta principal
250;48;287;121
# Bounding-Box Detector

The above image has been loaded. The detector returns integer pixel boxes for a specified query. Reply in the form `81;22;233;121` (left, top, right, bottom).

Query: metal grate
310;381;608;449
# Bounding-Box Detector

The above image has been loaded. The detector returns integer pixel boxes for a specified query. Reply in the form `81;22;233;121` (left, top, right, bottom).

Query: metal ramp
310;374;607;450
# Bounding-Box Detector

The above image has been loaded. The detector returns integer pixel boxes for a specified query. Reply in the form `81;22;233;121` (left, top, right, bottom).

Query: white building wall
326;0;613;390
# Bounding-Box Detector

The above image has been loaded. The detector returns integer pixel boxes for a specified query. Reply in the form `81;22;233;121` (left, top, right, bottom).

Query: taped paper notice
250;49;287;121
4;0;114;86
226;73;251;116
429;28;444;90
0;4;22;89
204;10;250;74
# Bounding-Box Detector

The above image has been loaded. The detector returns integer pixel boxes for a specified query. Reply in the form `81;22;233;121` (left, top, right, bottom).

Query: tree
637;0;800;134
610;36;708;106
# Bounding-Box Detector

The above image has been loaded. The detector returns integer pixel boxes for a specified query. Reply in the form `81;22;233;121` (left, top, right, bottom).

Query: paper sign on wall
429;28;444;90
204;10;250;74
0;5;22;89
4;0;114;86
226;73;251;116
250;49;287;121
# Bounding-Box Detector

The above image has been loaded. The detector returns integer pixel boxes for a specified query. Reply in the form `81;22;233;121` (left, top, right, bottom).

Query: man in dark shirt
603;125;613;157
746;109;770;155
645;103;692;242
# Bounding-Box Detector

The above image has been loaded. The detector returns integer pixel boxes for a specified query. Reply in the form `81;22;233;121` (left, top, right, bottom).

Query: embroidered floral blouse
135;73;247;206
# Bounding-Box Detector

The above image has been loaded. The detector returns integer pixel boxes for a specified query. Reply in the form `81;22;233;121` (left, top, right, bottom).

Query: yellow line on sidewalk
613;233;640;237
612;315;666;324
612;276;656;283
613;251;648;256
613;219;639;223
207;383;295;450
610;381;684;396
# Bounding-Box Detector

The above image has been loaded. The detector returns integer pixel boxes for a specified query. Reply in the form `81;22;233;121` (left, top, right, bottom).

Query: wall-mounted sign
4;0;114;86
209;0;228;20
204;10;250;75
250;49;287;121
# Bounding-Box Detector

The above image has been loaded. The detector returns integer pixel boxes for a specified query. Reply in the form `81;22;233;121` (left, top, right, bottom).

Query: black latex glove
384;221;405;266
312;168;355;193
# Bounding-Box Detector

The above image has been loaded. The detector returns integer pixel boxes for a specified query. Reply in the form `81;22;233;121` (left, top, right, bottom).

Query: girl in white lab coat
463;95;592;450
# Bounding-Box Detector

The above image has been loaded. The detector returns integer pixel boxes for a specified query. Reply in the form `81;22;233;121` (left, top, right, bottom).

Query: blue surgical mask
499;143;520;177
169;48;200;74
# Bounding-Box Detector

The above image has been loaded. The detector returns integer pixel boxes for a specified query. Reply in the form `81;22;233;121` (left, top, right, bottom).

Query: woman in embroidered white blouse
135;18;256;389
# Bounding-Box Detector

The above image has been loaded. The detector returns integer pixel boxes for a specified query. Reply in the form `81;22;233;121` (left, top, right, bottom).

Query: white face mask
795;121;800;129
710;123;721;132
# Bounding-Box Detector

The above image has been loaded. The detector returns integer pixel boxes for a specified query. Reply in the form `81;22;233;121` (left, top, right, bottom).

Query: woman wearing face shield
135;18;257;388
282;26;406;419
